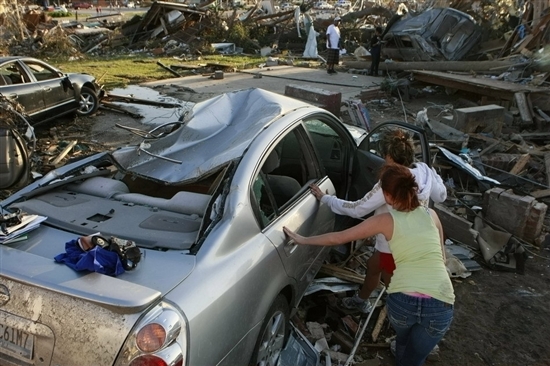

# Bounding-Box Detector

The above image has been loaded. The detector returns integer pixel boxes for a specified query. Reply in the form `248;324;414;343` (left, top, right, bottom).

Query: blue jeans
386;293;454;366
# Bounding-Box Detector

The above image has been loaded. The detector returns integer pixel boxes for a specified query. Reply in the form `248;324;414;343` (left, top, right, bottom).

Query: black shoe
331;69;338;74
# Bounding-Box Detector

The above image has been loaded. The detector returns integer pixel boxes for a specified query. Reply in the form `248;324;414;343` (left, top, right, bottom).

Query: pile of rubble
0;0;546;60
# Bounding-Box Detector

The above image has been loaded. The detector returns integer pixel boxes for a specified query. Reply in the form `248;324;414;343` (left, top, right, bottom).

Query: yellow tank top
388;207;455;304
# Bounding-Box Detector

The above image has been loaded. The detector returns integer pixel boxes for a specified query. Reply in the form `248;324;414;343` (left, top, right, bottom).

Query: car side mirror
62;76;74;91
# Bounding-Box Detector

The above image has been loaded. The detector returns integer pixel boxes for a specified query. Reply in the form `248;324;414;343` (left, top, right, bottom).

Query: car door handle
43;87;52;92
8;93;18;99
284;239;298;256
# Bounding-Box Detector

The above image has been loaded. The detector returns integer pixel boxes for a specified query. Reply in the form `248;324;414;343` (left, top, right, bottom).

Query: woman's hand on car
309;183;326;200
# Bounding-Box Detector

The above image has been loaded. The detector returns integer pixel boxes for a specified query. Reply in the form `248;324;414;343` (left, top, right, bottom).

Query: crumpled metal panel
383;8;480;61
112;88;312;184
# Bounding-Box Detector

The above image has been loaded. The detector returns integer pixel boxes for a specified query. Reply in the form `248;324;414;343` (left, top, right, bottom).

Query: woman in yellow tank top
284;164;454;366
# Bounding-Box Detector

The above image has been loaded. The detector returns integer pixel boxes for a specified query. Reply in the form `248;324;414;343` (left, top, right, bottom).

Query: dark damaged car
382;7;482;61
0;56;103;126
0;89;431;366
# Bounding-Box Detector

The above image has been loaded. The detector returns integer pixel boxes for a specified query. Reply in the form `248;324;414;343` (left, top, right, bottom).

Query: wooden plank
343;60;528;73
479;140;501;156
413;72;515;100
514;34;535;54
371;307;387;343
156;61;182;77
412;71;550;102
530;189;550;199
470;133;546;156
498;26;518;58
51;140;78;165
320;264;365;285
519;132;550;139
535;107;550;122
509;154;530;175
433;203;479;248
545;153;550;186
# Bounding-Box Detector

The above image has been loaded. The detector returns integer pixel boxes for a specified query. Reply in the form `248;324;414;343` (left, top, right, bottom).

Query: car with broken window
382;7;482;61
0;56;103;126
0;88;430;366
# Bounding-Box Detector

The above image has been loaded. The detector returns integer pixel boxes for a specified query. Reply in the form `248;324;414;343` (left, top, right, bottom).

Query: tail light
137;324;167;352
115;301;188;366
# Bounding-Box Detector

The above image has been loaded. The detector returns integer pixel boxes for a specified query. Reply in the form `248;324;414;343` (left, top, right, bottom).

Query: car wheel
249;295;289;366
77;86;99;116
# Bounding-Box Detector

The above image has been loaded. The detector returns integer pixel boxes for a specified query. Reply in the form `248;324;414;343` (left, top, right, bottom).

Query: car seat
262;149;301;207
0;75;12;86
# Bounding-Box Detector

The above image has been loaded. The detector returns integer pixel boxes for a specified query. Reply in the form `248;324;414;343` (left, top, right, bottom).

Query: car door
20;59;76;121
349;121;431;201
252;124;340;302
0;60;45;118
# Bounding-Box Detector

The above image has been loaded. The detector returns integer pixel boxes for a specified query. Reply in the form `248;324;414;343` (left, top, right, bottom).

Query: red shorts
379;252;396;275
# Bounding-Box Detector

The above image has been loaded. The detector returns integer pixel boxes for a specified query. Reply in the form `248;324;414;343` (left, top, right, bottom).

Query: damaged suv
0;89;430;366
382;7;482;61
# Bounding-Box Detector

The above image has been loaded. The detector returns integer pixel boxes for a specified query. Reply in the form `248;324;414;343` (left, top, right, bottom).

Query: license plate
0;322;34;360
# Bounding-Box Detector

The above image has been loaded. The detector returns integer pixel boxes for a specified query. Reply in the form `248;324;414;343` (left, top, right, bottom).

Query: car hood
1;224;195;311
111;88;312;184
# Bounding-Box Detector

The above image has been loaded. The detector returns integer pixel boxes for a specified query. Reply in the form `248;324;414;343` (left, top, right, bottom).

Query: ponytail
381;129;414;167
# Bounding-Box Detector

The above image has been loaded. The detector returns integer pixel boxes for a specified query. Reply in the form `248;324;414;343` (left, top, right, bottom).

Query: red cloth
379;252;396;275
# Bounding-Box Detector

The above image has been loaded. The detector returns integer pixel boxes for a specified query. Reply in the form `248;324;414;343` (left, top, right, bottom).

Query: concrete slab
142;65;381;101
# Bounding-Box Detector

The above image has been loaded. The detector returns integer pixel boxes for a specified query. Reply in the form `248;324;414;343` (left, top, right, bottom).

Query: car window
23;61;60;82
251;127;318;227
303;118;350;197
0;62;27;86
359;124;425;163
252;174;276;227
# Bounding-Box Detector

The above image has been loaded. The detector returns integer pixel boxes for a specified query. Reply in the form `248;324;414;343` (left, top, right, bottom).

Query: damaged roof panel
111;88;312;183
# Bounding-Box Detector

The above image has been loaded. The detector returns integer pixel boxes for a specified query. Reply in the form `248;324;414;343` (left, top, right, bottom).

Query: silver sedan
0;88;429;366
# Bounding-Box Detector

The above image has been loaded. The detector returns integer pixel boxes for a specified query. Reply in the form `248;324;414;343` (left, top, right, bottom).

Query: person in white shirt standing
326;16;341;74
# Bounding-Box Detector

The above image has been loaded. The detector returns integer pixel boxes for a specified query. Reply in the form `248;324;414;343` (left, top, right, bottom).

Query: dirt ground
12;82;550;366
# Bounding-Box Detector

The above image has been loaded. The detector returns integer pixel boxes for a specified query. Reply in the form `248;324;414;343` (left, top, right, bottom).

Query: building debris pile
0;0;545;59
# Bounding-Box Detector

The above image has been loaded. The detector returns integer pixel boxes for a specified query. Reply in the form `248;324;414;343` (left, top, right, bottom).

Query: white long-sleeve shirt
320;162;447;253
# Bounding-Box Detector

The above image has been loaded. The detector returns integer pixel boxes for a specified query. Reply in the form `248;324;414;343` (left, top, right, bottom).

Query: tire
249;294;290;366
76;86;99;116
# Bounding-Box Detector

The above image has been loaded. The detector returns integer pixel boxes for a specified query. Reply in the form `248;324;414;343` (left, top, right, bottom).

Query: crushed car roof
111;88;315;183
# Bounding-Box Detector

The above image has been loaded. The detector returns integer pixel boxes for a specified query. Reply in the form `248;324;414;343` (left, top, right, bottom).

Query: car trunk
0;223;196;365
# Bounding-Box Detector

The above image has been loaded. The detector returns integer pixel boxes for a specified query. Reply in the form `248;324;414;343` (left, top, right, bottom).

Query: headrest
262;149;280;174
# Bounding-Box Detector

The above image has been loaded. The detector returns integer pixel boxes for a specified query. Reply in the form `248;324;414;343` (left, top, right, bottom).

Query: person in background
369;26;383;76
310;129;447;313
326;16;341;74
285;164;455;366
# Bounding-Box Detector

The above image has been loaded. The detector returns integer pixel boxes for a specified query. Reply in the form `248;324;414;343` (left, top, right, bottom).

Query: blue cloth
518;24;526;39
55;239;125;276
386;292;454;366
